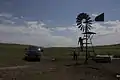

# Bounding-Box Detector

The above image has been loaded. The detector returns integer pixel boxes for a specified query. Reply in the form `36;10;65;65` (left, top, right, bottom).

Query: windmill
76;13;104;64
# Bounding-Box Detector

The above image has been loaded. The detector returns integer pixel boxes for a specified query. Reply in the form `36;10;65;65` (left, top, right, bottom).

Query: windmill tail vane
95;13;104;22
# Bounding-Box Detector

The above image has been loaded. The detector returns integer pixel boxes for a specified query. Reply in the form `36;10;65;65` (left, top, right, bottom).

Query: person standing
73;49;77;61
78;37;84;51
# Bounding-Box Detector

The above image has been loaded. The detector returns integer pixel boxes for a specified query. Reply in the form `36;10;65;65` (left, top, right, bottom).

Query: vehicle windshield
28;46;39;50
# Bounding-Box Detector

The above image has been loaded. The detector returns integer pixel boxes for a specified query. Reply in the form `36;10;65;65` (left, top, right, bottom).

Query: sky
0;0;120;47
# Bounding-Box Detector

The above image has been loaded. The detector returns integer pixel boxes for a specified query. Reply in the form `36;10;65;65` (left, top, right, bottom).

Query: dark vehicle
24;45;43;61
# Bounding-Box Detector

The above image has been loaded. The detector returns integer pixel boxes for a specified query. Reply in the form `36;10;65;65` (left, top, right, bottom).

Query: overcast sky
0;0;120;47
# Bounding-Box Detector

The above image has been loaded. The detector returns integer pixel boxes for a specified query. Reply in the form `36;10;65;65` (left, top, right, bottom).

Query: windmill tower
76;13;104;63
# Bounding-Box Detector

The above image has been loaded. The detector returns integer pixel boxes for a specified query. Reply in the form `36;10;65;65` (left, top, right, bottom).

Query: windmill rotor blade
88;20;93;23
76;21;82;25
80;25;83;31
89;22;93;24
76;22;81;25
88;25;93;29
76;17;83;20
80;27;82;30
86;17;91;20
80;27;83;31
80;25;83;30
83;27;85;32
88;26;91;30
76;19;81;23
85;14;89;18
78;25;81;28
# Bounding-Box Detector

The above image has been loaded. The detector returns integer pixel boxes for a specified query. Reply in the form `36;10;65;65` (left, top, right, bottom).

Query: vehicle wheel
36;56;40;61
24;56;28;60
37;58;40;61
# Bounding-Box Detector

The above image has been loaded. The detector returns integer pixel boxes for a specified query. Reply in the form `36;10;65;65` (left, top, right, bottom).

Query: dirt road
0;58;119;80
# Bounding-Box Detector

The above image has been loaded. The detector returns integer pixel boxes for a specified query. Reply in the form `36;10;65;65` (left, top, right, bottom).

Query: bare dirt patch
0;57;119;80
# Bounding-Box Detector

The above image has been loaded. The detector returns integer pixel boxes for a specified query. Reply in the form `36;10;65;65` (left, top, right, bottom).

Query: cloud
20;16;24;19
0;19;15;24
92;13;98;17
0;13;17;25
55;27;67;31
91;13;103;18
0;13;120;47
92;20;120;35
91;20;120;45
0;20;77;47
47;20;52;23
0;13;12;18
93;32;120;45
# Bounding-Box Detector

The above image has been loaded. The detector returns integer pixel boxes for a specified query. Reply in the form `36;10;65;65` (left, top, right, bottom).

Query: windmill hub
82;19;86;26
